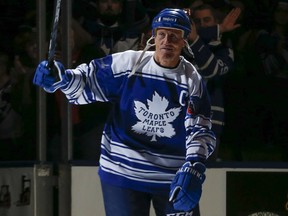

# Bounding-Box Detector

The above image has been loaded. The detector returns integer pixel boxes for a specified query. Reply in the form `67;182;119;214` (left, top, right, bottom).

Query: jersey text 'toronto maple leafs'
132;91;181;141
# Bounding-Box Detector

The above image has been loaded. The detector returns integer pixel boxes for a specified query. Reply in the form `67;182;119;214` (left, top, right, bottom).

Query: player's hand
33;60;67;93
169;161;206;212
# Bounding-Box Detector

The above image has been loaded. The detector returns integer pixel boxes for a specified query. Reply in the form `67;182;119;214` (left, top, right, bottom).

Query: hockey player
33;8;216;216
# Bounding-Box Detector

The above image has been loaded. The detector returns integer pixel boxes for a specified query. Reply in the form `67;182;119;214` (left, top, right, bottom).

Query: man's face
193;9;217;28
98;0;122;17
154;28;185;68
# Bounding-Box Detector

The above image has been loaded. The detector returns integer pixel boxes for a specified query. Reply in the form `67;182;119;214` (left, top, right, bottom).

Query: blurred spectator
253;0;288;160
73;0;150;55
142;0;179;19
70;0;150;160
0;0;36;56
13;26;39;74
9;25;39;160
222;0;288;161
258;0;288;79
184;4;241;161
0;52;24;160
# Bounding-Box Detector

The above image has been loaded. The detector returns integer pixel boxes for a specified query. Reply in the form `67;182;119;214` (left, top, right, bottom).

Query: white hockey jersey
60;50;216;194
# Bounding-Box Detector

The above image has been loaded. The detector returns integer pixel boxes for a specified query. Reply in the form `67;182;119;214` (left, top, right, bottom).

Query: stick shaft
47;0;62;68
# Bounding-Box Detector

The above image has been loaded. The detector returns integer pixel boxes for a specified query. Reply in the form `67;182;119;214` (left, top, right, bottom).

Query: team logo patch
132;91;181;141
187;101;195;115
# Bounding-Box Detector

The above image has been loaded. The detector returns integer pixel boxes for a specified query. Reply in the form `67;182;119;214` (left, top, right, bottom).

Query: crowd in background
0;0;287;162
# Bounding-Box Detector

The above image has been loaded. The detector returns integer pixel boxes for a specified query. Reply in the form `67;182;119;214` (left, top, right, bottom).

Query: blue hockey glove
33;60;67;93
169;161;206;212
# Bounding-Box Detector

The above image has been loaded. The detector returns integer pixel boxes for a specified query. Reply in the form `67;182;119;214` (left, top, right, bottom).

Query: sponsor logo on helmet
162;17;177;22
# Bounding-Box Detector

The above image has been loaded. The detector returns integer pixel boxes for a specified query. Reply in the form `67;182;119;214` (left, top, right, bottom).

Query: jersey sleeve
59;51;139;104
185;76;216;162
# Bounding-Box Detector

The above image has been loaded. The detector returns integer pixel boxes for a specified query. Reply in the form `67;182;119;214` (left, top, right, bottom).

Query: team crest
132;92;181;141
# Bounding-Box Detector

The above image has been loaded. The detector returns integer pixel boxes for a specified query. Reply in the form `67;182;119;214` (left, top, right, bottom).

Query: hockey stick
47;0;62;69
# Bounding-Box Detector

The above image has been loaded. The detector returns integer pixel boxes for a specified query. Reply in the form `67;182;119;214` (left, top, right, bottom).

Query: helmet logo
152;8;191;38
162;17;177;22
155;16;177;23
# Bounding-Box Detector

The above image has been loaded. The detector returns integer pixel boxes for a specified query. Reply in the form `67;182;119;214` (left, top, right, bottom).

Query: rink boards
0;162;287;216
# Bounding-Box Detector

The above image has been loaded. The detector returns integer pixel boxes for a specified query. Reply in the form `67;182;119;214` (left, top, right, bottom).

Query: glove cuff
178;161;206;183
193;162;206;173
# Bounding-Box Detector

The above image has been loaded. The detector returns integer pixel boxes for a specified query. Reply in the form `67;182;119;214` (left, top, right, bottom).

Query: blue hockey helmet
152;8;191;38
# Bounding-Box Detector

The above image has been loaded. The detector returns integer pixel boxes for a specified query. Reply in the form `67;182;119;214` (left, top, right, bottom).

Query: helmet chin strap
128;37;194;78
128;36;155;78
